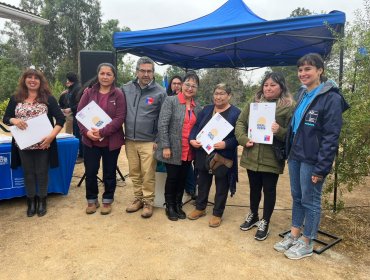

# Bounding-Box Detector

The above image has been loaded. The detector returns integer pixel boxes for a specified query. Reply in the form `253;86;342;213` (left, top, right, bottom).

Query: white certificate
248;102;276;144
10;113;53;150
196;112;234;154
76;101;112;130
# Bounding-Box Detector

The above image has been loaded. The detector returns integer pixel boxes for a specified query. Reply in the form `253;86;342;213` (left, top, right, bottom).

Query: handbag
272;138;286;162
205;152;233;177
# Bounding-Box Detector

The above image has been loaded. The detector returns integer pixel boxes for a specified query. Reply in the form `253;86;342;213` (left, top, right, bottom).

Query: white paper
10;113;53;150
56;133;75;139
0;134;12;144
76;101;112;131
196;112;234;154
248;102;276;144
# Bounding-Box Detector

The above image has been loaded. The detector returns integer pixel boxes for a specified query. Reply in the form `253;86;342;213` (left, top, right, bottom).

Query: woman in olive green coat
235;72;295;241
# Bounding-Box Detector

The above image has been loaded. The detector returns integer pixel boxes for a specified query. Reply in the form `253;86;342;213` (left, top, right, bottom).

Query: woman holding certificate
3;67;65;217
235;72;294;241
156;72;201;221
77;63;126;215
188;83;241;228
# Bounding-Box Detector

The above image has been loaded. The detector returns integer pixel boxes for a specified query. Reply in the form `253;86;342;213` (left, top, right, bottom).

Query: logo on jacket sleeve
146;97;154;105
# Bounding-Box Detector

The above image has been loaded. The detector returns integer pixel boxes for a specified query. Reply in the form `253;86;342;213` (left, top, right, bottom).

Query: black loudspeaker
79;50;115;86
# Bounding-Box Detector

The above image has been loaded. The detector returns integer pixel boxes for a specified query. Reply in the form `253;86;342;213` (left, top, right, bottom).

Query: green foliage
323;0;370;210
0;57;21;102
0;99;10;118
197;68;247;107
50;79;65;101
165;66;186;79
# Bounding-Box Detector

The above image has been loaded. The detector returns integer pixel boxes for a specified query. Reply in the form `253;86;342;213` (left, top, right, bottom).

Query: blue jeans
288;160;324;240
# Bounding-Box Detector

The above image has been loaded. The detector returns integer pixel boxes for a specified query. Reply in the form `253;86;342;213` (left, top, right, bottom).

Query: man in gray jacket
122;56;166;218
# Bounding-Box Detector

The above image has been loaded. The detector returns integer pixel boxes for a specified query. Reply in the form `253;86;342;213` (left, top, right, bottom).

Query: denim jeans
288;159;324;240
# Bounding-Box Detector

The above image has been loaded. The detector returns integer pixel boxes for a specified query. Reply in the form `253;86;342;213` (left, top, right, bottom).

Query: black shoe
175;204;186;219
255;219;269;241
240;212;259;231
26;197;37;217
165;205;178;221
37;197;47;217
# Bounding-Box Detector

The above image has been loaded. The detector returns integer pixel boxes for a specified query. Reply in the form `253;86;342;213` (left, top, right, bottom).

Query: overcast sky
100;0;362;30
0;0;364;79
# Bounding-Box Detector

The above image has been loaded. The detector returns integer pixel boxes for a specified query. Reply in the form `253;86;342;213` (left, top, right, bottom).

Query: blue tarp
113;0;345;69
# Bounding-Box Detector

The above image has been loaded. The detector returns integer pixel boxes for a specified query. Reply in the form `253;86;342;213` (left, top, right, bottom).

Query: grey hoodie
122;79;166;142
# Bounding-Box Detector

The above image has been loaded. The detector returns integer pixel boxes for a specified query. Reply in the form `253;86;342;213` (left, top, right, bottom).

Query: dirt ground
0;147;369;280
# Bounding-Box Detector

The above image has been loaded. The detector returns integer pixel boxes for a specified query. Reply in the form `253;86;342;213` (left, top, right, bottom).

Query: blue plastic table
0;137;79;200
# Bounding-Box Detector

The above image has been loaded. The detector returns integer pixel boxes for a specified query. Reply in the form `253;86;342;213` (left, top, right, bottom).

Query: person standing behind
156;72;202;221
64;72;82;162
274;53;349;259
235;72;295;241
122;56;167;218
58;88;73;134
77;63;126;215
3;67;65;217
166;75;182;96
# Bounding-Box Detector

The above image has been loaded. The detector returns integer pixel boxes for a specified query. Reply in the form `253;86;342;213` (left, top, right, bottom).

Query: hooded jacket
286;80;350;177
122;79;166;142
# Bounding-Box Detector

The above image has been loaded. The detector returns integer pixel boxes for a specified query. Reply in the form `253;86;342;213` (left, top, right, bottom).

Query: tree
323;0;370;210
198;68;247;107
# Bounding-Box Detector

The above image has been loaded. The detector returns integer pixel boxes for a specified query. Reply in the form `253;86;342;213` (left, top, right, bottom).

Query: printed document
196;112;234;154
10;113;53;150
76;101;112;131
248;102;276;144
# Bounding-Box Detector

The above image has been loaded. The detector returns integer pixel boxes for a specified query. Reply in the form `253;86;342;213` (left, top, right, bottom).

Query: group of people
2;53;348;260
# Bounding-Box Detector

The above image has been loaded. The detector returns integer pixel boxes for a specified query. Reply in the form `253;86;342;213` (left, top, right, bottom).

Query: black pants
18;149;49;198
247;169;279;222
164;161;191;204
73;117;83;158
196;169;229;217
84;145;120;203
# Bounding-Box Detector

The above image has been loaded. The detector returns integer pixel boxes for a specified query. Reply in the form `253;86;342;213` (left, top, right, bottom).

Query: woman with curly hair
3;67;65;217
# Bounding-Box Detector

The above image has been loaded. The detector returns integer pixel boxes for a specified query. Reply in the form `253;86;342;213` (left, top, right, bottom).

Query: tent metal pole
333;24;345;213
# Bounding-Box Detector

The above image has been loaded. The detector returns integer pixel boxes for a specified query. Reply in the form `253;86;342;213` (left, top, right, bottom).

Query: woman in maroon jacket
77;63;126;215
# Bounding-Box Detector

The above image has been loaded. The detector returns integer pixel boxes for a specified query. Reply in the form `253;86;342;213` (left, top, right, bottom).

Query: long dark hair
255;72;293;107
297;53;327;82
15;68;51;103
166;75;182;95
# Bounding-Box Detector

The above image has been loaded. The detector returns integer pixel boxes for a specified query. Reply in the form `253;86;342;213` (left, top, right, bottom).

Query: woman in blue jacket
274;53;349;259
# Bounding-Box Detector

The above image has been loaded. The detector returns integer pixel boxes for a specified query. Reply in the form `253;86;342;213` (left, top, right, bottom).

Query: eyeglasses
213;92;228;96
138;69;154;75
184;83;198;90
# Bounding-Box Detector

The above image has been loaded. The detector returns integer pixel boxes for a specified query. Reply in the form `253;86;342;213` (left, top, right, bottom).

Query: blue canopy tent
113;0;345;69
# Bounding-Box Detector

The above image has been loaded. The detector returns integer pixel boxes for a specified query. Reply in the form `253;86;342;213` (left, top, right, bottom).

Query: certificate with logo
248;102;276;144
196;112;234;154
76;101;112;131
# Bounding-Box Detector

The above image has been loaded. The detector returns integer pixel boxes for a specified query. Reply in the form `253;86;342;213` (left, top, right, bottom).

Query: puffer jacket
286;80;349;177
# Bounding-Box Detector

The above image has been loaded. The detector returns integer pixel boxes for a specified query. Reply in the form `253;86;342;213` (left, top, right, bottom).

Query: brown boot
209;215;222;228
141;202;153;218
100;203;112;215
126;198;144;213
86;202;100;214
187;209;206;220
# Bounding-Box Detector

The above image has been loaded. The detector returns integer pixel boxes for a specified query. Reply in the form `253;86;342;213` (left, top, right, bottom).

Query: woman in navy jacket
274;53;349;259
187;83;241;228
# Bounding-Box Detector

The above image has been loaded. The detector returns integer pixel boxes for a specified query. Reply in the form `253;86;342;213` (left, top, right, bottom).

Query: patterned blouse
15;101;48;150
